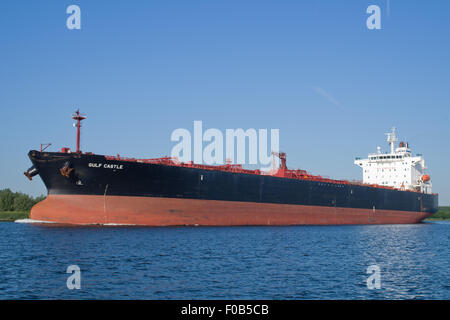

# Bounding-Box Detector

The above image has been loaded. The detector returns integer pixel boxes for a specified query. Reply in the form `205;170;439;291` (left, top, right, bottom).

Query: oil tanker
24;111;438;225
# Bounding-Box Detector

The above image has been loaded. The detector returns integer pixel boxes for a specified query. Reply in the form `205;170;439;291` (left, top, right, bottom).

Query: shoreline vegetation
426;206;450;221
0;189;45;221
0;211;29;221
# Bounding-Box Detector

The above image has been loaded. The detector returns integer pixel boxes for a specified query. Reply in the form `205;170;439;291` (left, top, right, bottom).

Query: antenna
385;127;397;154
72;109;87;153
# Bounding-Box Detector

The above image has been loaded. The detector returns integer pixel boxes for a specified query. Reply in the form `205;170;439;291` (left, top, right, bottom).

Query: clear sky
1;1;449;204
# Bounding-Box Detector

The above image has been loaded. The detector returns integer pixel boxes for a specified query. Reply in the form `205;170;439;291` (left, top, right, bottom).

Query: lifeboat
422;174;431;182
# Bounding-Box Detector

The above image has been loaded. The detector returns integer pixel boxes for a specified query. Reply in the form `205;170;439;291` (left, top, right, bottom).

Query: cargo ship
24;111;438;225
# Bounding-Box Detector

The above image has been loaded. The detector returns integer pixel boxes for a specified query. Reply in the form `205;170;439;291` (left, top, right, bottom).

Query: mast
271;151;287;170
386;127;397;154
72;109;86;153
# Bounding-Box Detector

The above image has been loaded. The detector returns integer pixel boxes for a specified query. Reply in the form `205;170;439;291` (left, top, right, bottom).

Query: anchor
60;162;74;178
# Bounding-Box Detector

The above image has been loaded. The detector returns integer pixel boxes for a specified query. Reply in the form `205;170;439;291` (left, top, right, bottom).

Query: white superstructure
354;128;432;194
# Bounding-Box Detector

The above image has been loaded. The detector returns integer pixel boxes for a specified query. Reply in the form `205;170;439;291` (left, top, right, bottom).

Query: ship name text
88;163;123;170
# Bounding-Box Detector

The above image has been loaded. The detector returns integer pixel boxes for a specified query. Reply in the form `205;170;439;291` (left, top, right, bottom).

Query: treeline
0;189;45;212
431;206;450;220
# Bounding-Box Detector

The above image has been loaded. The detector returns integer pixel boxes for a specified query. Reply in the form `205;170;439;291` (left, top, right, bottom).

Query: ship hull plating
31;195;434;226
28;151;439;226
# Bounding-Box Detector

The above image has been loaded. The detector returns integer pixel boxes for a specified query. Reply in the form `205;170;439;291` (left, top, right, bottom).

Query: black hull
28;150;439;216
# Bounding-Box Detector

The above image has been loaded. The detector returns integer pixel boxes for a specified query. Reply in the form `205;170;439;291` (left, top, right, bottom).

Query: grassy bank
0;211;29;221
426;206;450;221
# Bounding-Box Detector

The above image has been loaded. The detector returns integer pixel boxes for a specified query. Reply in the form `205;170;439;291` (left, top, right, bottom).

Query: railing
103;155;414;192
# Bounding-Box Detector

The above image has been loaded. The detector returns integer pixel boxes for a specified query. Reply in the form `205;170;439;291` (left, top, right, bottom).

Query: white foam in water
14;218;57;224
14;219;139;226
101;223;139;226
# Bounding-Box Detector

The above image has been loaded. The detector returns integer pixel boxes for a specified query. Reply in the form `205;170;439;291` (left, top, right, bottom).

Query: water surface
1;221;449;299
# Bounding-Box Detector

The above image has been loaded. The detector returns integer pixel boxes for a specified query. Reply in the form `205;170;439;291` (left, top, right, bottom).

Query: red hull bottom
29;195;433;226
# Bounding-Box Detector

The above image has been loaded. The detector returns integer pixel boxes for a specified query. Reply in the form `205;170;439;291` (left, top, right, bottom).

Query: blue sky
1;1;449;204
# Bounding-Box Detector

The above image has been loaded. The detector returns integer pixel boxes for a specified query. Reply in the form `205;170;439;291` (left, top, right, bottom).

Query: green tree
0;189;14;211
13;192;35;211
